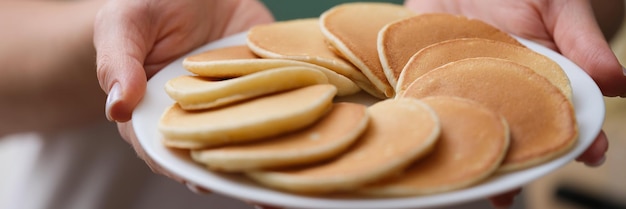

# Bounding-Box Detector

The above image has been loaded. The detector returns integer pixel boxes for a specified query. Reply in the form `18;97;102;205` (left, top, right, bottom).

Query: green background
260;0;404;21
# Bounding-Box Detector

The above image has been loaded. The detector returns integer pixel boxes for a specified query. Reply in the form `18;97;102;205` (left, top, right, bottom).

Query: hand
94;0;273;203
404;0;619;208
94;0;273;169
95;0;274;122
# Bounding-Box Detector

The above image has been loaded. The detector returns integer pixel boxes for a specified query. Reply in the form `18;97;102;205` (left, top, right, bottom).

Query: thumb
549;0;626;97
94;2;154;122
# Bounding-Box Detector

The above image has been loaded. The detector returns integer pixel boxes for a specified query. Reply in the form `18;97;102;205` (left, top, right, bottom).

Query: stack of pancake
157;2;578;197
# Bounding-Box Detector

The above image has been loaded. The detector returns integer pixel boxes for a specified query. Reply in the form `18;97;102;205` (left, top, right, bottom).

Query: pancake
183;45;260;77
320;2;415;98
363;96;510;196
165;66;329;110
396;38;572;99
400;57;578;172
247;98;440;194
246;18;374;98
182;46;360;96
160;84;337;149
191;102;369;172
378;13;522;89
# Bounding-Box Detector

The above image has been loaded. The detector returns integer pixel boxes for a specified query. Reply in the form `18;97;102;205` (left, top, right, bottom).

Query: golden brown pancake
182;46;360;96
396;38;572;99
246;18;374;97
191;102;369;172
185;45;259;61
378;13;522;89
183;45;260;77
320;2;415;98
400;57;578;172
160;84;337;149
165;66;328;110
363;96;510;196
247;98;440;194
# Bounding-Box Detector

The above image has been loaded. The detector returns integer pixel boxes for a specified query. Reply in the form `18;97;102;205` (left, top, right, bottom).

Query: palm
130;0;274;78
457;1;555;49
406;0;554;48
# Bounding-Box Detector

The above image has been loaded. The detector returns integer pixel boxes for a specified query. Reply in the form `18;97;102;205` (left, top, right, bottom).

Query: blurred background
261;0;626;208
0;0;626;209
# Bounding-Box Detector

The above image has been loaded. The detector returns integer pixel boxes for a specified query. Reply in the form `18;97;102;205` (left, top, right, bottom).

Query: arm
0;0;106;135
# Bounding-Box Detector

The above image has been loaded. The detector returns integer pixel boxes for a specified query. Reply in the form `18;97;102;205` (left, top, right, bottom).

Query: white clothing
0;121;253;209
0;120;525;209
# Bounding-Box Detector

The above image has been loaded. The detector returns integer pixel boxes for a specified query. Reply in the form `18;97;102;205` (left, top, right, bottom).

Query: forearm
0;0;107;135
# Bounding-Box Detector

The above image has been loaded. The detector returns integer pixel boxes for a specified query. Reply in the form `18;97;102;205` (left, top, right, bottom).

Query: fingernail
585;155;606;167
105;83;121;122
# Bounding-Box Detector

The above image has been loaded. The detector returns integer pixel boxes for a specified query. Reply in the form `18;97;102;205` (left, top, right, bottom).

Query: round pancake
165;66;329;110
378;13;522;89
396;38;572;99
182;45;360;96
247;98;440;194
320;2;415;98
160;84;337;149
246;18;374;97
190;102;369;172
400;57;578;172
362;96;510;196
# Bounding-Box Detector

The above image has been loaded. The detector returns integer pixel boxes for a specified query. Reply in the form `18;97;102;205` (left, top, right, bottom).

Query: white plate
133;32;605;209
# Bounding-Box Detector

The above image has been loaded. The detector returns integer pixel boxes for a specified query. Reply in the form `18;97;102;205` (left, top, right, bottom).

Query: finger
547;0;626;97
488;188;522;209
576;130;609;167
94;1;155;122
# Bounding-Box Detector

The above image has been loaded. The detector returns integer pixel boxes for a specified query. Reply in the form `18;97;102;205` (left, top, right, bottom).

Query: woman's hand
95;0;274;123
93;0;273;199
404;0;621;208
